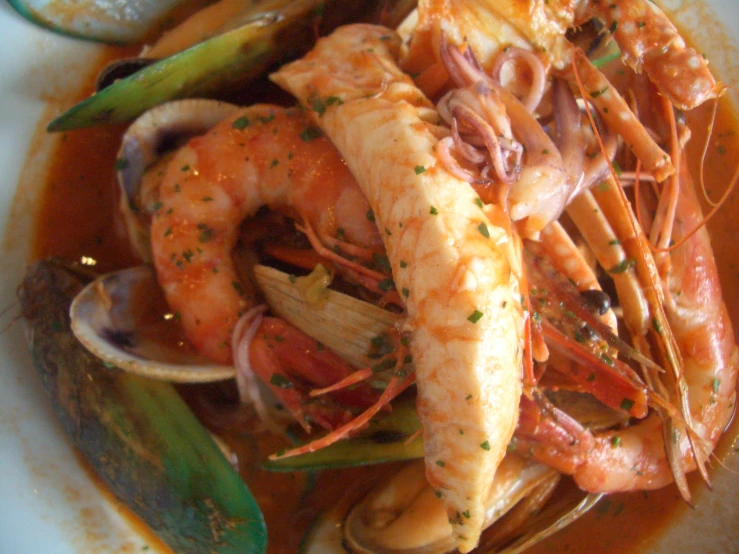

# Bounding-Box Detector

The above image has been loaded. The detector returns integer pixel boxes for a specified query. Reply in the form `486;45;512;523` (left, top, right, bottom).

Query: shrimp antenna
643;86;739;254
698;85;738;207
698;92;722;207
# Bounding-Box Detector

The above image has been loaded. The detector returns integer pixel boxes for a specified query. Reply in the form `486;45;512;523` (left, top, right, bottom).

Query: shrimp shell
272;24;524;552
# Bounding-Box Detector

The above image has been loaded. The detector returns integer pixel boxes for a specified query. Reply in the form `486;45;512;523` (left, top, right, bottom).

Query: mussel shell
96;57;157;91
19;259;266;553
264;395;423;472
70;265;235;382
46;0;417;131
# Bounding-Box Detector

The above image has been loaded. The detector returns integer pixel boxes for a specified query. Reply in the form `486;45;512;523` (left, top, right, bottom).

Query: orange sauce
30;33;739;554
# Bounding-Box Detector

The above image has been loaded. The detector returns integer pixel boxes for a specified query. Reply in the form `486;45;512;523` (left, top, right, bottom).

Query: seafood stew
4;1;739;553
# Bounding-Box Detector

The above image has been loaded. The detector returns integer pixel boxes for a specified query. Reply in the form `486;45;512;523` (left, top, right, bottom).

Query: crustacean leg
577;0;719;111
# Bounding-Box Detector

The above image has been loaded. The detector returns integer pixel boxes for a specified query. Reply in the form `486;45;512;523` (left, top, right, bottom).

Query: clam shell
301;455;573;554
253;264;403;368
70;265;235;382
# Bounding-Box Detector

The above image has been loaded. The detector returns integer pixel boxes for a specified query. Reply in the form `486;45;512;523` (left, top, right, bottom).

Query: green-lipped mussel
45;0;417;131
18;259;266;553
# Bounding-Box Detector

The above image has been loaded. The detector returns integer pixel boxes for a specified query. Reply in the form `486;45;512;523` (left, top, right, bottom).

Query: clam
68;261;403;384
344;457;558;553
116;98;240;261
70;265;236;382
253;264;402;369
301;454;602;554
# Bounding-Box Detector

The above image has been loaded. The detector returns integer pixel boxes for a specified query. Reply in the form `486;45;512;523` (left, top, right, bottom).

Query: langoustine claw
272;25;525;552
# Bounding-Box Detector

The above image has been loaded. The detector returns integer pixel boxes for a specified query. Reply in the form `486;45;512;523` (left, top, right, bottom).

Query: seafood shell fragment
253;264;402;368
70;265;235;382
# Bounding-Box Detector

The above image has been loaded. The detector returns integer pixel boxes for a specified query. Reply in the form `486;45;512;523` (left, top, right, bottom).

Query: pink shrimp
150;104;386;430
572;164;737;493
150;104;382;365
519;158;738;496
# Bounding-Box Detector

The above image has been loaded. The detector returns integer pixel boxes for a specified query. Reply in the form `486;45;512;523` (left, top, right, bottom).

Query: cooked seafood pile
17;0;738;553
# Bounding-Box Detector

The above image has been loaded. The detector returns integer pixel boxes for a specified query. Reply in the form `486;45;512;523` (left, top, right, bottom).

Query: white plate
0;2;737;553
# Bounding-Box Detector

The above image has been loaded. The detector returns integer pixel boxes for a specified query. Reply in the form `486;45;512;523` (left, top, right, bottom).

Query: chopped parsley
467;309;484;324
269;374;294;389
378;278;395;292
232;116;250;129
299;126;323;142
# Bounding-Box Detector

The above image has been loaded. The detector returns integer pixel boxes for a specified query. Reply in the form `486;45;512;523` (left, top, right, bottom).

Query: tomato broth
30;37;739;554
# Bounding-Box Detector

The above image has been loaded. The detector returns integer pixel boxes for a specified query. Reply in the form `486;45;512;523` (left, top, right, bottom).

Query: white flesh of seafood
272;25;524;552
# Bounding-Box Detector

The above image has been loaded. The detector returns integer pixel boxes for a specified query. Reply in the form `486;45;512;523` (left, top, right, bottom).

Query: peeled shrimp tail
272;24;524;553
